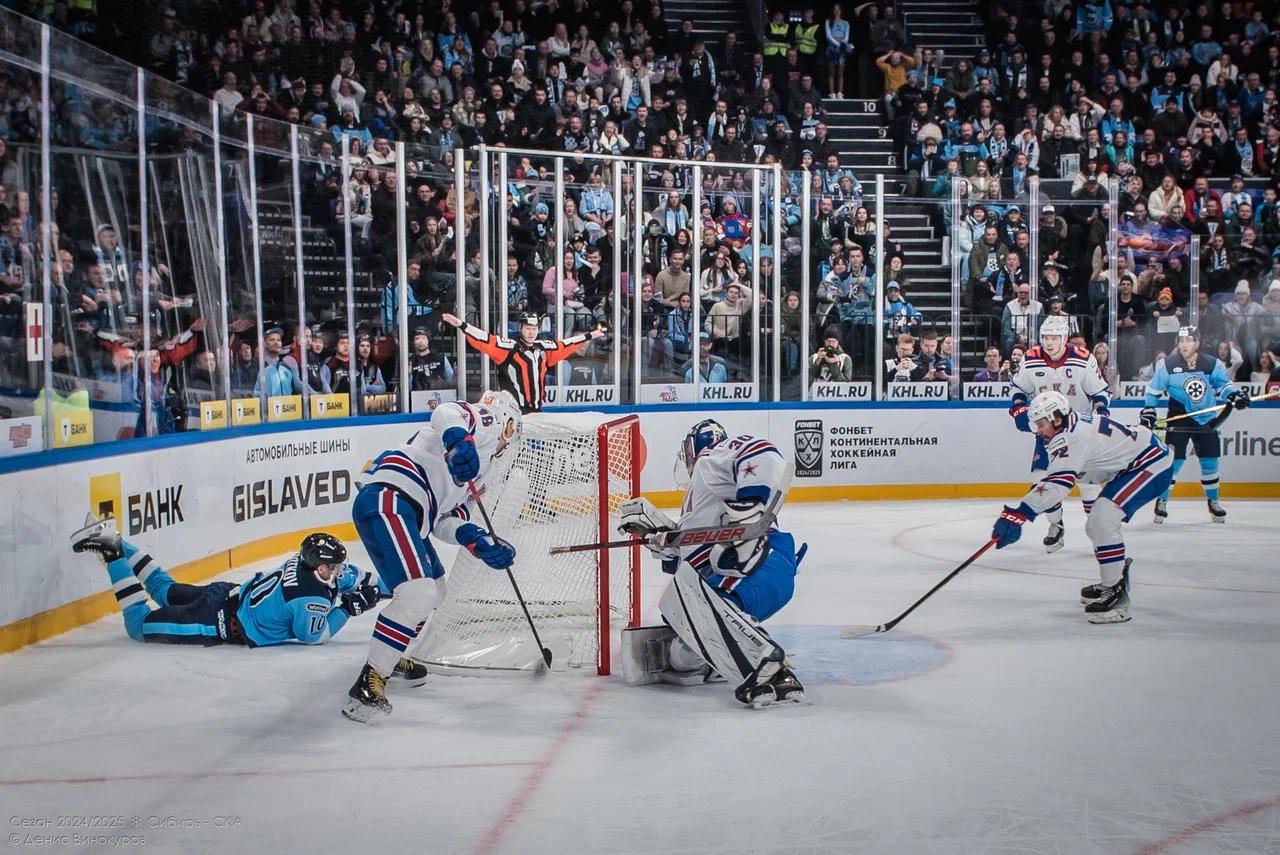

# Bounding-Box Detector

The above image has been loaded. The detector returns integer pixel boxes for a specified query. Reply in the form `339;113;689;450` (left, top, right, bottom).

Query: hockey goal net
416;413;641;675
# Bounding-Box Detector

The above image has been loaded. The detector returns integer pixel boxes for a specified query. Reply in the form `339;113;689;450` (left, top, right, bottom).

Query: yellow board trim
3;478;1278;654
0;522;356;655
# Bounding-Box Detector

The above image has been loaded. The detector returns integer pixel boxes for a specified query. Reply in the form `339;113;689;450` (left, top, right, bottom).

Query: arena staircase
898;0;986;67
662;0;758;56
820;97;990;366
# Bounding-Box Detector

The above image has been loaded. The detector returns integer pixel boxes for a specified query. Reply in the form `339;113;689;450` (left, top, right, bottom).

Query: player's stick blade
840;624;884;639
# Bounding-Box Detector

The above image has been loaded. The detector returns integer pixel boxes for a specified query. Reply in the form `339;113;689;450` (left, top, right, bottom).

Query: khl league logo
794;419;823;478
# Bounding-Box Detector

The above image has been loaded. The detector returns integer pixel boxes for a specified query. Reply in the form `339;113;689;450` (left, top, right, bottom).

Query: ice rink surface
2;499;1278;855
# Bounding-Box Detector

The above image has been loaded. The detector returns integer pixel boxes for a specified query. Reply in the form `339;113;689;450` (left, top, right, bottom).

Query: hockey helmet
300;532;347;586
479;389;522;445
1028;390;1072;428
1039;314;1071;340
678;418;728;477
517;312;542;329
1177;325;1200;341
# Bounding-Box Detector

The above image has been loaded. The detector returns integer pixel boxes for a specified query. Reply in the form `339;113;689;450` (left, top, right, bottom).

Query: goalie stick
466;481;553;670
549;483;788;556
841;538;998;639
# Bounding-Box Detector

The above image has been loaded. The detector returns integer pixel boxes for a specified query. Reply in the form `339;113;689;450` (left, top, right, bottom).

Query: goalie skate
736;666;810;710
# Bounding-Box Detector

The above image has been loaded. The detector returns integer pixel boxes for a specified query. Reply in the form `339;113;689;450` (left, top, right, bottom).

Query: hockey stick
1156;390;1278;427
840;538;998;639
550;485;788;556
466;481;553;669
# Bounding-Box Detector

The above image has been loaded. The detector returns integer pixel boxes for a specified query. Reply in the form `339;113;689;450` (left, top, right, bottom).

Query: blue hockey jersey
234;555;360;647
1143;353;1235;427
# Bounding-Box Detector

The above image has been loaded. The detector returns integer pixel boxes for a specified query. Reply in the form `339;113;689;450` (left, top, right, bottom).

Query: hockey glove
617;497;677;537
340;584;382;617
992;503;1036;549
457;523;517;570
442;426;480;485
1226;390;1251;410
1009;398;1032;432
1139;407;1157;430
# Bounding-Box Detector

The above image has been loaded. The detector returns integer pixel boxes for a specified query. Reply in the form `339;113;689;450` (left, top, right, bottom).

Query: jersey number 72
1097;416;1138;441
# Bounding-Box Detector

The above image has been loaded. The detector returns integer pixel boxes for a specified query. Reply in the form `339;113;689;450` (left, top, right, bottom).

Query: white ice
2;499;1279;855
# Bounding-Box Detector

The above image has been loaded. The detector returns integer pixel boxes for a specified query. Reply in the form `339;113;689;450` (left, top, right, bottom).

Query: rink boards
1;403;1277;652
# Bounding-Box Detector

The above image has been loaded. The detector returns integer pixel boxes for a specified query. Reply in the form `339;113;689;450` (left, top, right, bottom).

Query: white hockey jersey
1011;344;1110;415
677;434;789;577
1020;413;1167;515
364;401;508;542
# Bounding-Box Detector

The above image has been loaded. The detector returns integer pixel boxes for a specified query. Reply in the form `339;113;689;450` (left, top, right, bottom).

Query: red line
473;682;607;855
1133;792;1280;855
889;518;1280;595
0;760;536;788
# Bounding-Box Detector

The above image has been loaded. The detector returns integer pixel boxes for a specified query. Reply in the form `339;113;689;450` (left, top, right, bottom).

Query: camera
824;345;838;356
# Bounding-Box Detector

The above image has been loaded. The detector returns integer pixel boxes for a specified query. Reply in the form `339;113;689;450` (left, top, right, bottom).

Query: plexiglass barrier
0;6;1190;458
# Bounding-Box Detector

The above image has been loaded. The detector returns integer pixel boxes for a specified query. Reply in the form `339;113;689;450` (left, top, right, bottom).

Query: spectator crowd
3;0;1280;446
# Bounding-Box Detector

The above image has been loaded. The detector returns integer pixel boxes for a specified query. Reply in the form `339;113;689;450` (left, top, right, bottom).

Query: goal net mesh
416;413;639;674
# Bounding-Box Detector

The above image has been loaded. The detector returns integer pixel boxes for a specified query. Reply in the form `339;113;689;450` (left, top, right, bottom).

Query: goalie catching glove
618;497;680;569
456;523;517;570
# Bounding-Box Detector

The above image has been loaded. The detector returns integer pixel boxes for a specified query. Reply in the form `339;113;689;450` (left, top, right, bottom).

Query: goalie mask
675;418;727;486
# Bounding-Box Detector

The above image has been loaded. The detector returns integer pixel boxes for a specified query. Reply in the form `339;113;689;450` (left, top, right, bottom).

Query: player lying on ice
616;419;810;709
70;521;420;679
990;390;1174;624
342;389;522;723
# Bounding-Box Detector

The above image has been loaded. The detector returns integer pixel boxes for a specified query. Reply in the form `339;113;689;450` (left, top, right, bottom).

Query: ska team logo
794;419;823;477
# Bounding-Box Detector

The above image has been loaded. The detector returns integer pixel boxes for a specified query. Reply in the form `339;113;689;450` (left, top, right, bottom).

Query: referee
442;312;605;413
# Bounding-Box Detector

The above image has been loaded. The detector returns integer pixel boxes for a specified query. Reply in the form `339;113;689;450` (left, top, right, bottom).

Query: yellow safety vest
794;23;819;55
764;23;790;56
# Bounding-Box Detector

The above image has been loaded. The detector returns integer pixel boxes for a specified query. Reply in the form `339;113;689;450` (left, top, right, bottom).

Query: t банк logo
794;419;823;477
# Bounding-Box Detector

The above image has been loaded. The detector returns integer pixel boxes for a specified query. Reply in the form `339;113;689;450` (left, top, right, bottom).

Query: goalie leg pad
622;627;718;686
659;565;785;692
622;625;677;686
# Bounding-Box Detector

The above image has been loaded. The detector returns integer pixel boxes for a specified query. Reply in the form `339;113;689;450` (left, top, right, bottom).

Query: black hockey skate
1085;561;1132;624
1153;499;1168;524
1043;522;1065;553
735;666;810;710
342;664;392;722
1080;559;1131;605
392;657;428;687
69;514;123;563
1208;499;1227;523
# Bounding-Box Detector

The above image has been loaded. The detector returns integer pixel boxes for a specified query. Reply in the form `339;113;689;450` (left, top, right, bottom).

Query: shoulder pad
1066;343;1092;359
1025;345;1046;359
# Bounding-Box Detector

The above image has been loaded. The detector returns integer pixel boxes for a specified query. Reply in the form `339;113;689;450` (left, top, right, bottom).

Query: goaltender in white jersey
1008;315;1111;553
991;391;1173;623
616;419;809;708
